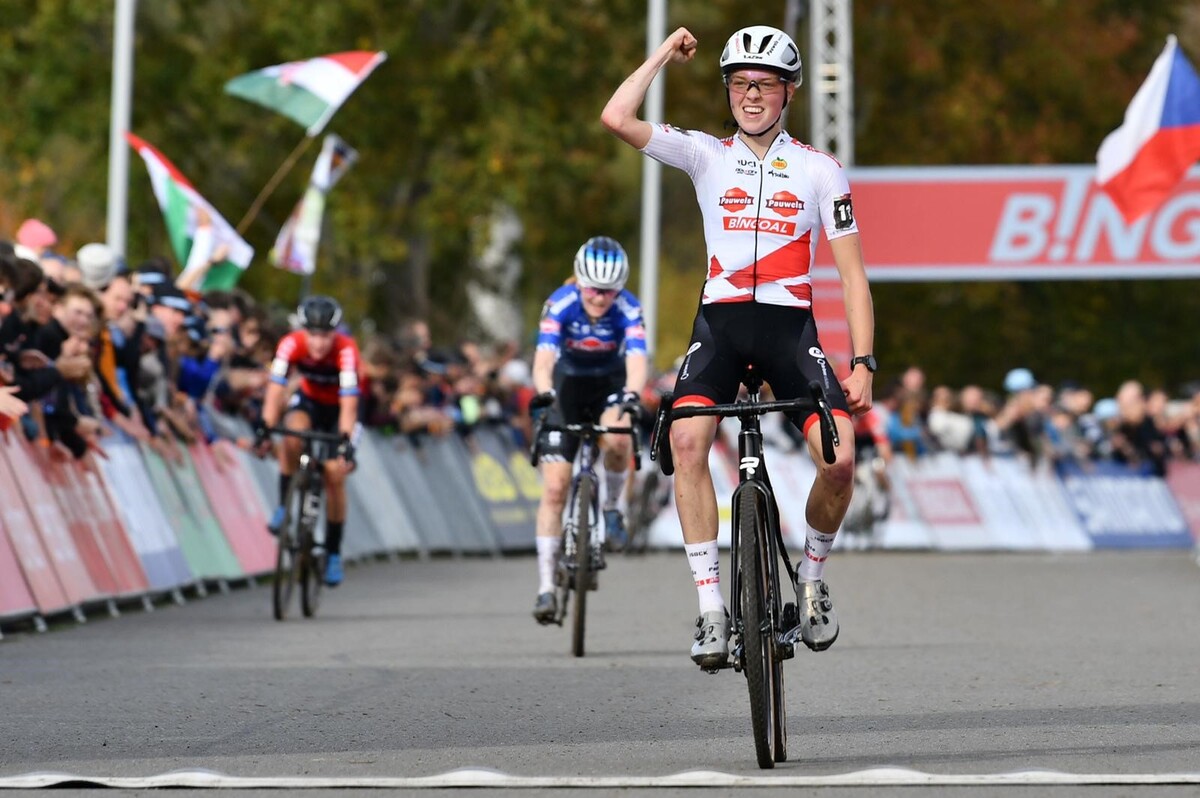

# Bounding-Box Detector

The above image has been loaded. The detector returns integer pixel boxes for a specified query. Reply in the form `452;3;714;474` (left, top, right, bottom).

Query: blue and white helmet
719;25;802;85
573;236;629;291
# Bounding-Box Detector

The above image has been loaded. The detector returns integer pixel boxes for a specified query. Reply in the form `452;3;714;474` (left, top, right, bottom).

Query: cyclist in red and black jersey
254;295;361;587
604;25;876;668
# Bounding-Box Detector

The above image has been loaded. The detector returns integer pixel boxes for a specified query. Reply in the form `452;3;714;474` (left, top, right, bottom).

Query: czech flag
1096;36;1200;223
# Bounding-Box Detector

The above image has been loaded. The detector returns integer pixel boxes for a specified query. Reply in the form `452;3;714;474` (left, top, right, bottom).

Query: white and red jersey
641;125;858;307
270;330;361;405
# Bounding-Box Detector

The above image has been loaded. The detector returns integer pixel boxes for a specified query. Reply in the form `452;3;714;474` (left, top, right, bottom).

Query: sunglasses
582;286;617;298
725;75;790;96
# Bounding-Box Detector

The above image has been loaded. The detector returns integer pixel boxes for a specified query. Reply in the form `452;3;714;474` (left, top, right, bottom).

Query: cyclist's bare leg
278;409;310;480
322;462;348;525
599;405;633;532
673;413;730;665
790;414;856;652
670;414;720;543
802;414;857;536
535;461;572;594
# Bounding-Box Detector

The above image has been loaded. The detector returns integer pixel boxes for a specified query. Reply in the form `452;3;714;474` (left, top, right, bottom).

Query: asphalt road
2;548;1200;797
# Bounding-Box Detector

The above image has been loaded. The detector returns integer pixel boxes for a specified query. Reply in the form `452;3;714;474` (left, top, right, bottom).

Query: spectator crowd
0;218;539;465
871;364;1200;478
3;217;1198;483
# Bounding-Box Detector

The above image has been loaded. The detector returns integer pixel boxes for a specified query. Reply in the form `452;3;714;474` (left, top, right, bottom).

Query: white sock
797;524;837;582
536;536;561;594
684;541;725;614
604;467;627;511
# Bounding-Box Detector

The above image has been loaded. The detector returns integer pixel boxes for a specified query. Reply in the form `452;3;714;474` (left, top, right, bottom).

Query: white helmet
573;236;629;291
719;25;802;85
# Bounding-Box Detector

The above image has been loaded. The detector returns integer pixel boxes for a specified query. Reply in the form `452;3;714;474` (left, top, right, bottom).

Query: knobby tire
738;489;779;768
299;496;325;618
272;474;302;621
571;474;593;657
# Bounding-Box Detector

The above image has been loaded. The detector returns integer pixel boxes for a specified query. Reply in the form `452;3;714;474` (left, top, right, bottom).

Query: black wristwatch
850;354;878;373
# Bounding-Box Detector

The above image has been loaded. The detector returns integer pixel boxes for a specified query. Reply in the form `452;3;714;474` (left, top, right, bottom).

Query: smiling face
726;69;795;137
579;285;618;320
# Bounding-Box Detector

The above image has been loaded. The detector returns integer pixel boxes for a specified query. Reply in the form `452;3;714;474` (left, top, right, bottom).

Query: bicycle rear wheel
571;473;594;658
625;469;658;555
737;489;782;769
272;475;302;621
299;511;325;618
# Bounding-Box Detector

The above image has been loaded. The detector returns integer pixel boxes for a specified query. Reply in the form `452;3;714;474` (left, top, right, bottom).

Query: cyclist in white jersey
602;25;876;669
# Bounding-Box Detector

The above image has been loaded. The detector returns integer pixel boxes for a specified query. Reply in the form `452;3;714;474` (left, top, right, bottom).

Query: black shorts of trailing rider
537;368;626;464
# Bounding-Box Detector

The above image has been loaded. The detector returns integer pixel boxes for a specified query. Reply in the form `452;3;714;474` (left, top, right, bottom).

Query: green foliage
1;0;1197;392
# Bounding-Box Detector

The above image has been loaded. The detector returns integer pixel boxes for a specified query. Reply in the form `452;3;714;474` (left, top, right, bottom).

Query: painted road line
4;768;1200;789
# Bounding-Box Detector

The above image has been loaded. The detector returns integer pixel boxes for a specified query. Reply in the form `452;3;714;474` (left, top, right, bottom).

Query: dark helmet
297;295;342;331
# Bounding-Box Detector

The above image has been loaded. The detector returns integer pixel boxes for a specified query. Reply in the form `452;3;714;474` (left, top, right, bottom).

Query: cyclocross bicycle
650;373;839;768
530;408;641;657
268;427;345;622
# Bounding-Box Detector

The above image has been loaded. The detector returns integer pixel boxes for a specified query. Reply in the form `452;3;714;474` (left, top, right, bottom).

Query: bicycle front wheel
299;516;325;618
571;473;594;658
737;489;783;769
272;476;302;621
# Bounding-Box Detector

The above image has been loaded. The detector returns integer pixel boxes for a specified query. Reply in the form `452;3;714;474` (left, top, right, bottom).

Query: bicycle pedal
778;640;796;660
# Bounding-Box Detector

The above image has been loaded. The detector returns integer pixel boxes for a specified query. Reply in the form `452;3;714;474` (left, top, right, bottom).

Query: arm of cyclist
620;351;649;418
530;345;558;414
335;392;359;472
601;27;697;148
831;234;875;415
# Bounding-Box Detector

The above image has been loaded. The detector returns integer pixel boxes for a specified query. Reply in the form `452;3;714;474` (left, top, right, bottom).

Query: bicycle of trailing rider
651;373;839;768
530;409;642;657
268;427;344;622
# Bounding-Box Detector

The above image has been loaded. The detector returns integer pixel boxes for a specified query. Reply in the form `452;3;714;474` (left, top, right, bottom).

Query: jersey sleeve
616;292;648;356
639;124;719;182
812;156;859;241
336;336;361;397
269;332;300;385
535;286;574;352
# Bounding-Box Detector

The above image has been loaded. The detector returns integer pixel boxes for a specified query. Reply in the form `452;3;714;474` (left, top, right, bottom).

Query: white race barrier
639;445;1192;552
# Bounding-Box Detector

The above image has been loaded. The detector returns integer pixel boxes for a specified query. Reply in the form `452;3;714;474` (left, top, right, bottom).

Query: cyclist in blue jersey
530;236;648;624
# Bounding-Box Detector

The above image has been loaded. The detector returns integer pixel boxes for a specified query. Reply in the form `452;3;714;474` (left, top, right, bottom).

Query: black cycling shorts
538;368;625;464
284;391;340;434
672;302;849;433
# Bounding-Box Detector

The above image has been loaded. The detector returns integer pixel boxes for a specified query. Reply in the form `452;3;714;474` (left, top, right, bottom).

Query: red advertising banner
815;165;1200;281
72;458;151;596
810;164;1200;368
1166;461;1200;542
4;437;102;607
190;442;275;575
0;436;72;615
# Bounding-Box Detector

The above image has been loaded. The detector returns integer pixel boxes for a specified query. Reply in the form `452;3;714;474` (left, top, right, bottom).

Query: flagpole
236;135;315;235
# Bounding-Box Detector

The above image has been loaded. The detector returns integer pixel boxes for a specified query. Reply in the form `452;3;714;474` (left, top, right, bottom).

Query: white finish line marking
3;768;1200;789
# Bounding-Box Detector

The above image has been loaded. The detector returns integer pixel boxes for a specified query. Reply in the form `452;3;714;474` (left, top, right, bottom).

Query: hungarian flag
224;51;387;136
1096;35;1200;223
126;133;254;290
272;134;359;275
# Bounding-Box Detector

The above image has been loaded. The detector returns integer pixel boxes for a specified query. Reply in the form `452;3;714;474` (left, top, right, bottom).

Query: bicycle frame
649;376;841;765
269;427;343;621
530;409;642;655
726;408;790;669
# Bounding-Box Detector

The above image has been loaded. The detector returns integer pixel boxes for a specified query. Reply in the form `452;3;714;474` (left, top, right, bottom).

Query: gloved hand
251;419;270;451
618;389;642;420
530;390;556;423
530;390;557;411
336;434;356;466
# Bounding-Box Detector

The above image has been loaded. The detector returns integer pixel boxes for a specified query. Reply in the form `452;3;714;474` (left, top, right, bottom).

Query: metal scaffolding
807;0;854;165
